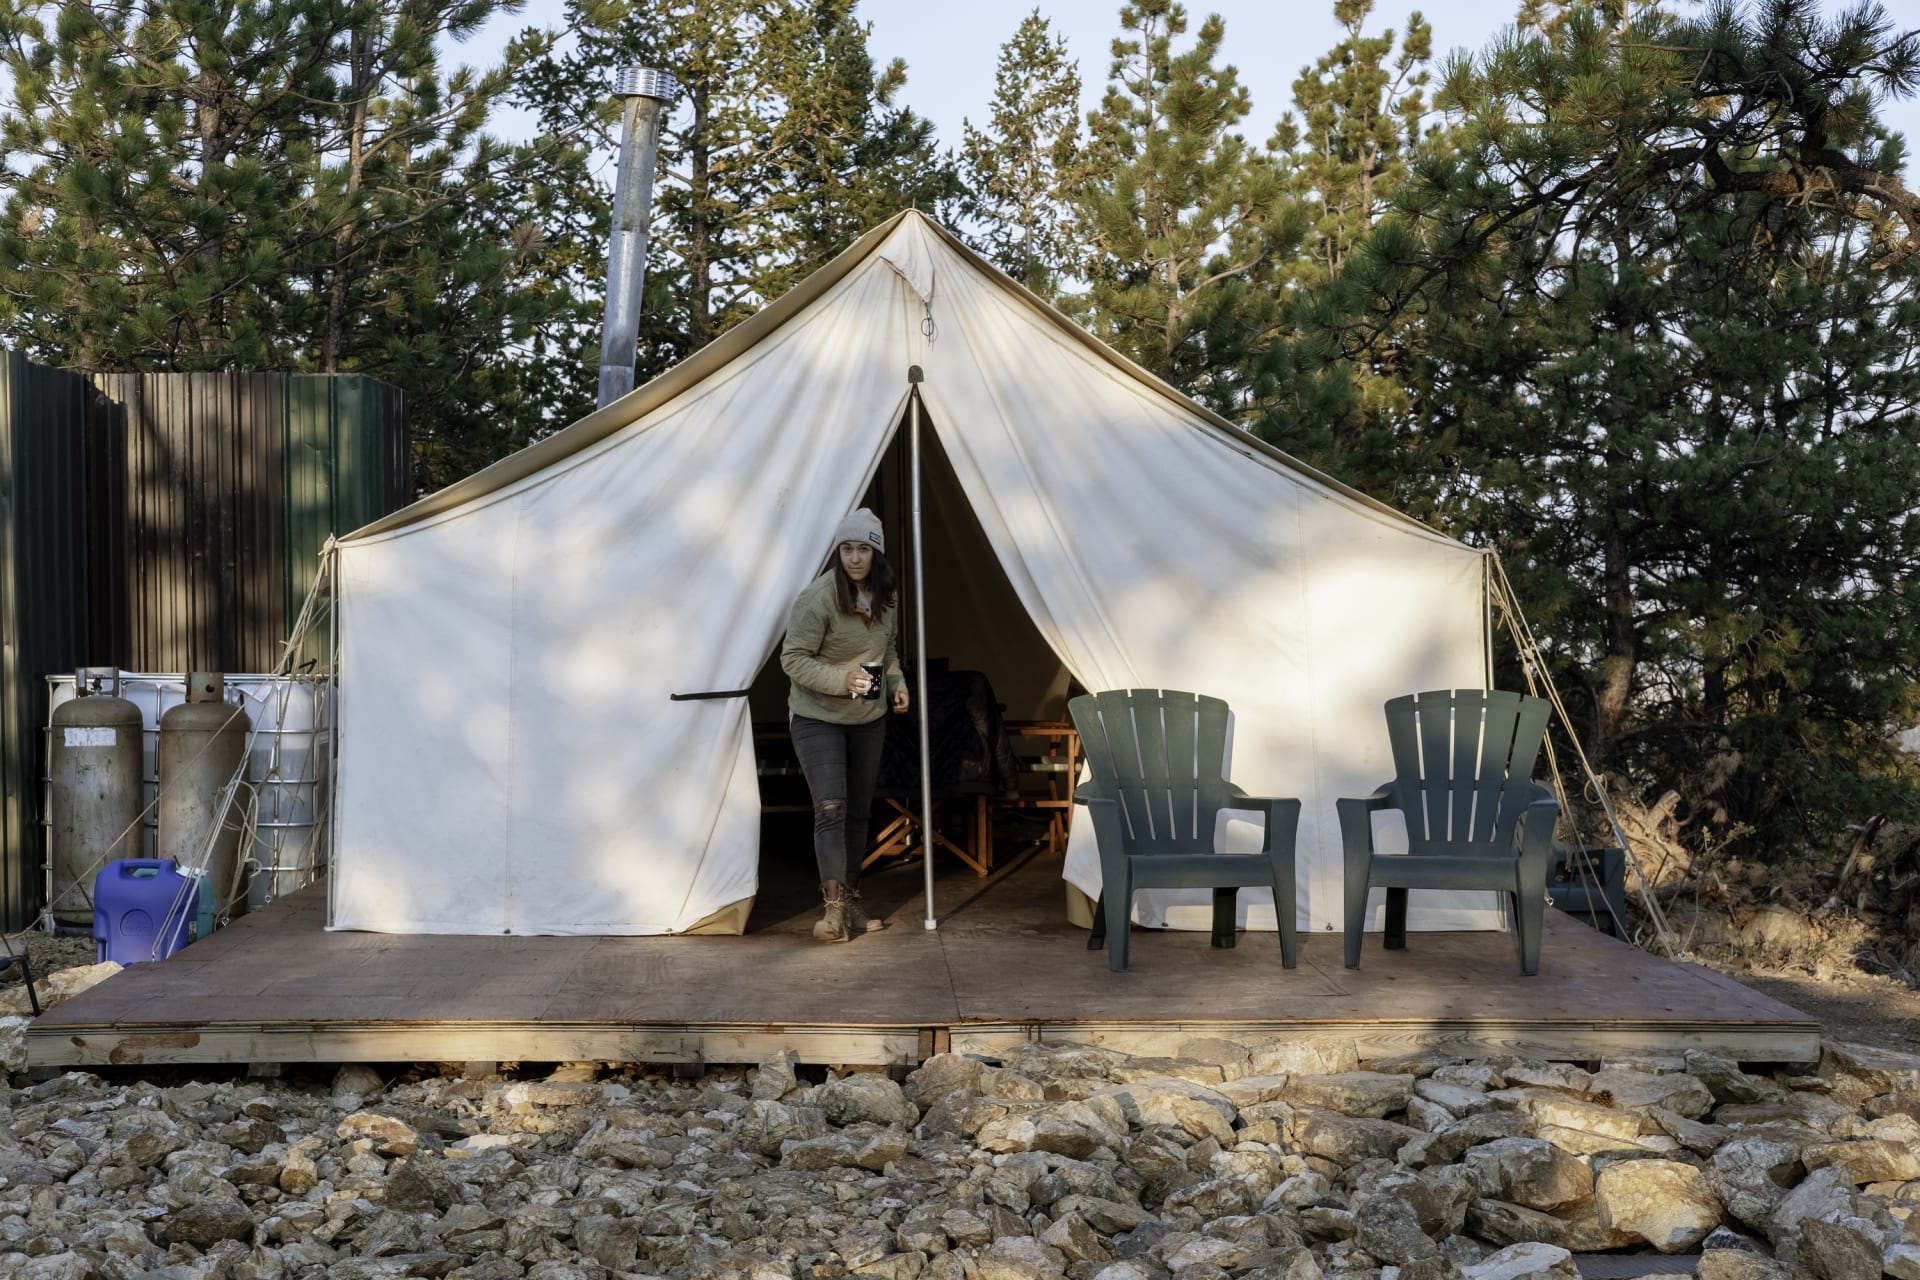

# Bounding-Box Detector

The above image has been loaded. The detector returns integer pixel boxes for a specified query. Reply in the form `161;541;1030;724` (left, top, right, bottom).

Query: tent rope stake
908;368;937;930
1488;554;1681;958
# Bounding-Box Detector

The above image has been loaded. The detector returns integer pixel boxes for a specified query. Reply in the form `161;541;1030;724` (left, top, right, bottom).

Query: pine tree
1069;0;1297;418
1327;0;1920;854
0;0;331;366
513;0;801;371
958;10;1084;296
514;0;956;375
759;0;960;300
1276;0;1433;283
0;0;578;492
1255;0;1439;471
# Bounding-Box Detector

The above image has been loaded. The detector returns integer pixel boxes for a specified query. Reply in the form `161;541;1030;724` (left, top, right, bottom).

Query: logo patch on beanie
867;531;883;547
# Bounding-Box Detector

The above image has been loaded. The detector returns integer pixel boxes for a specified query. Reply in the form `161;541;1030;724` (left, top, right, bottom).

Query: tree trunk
1594;518;1636;762
196;79;230;361
687;79;713;349
324;29;374;373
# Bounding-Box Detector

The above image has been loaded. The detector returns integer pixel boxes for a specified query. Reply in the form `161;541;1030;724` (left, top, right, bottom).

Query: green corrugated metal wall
0;354;98;932
284;377;411;667
0;358;408;929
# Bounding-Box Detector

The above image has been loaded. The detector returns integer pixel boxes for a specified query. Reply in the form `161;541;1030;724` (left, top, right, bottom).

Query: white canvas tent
327;210;1499;937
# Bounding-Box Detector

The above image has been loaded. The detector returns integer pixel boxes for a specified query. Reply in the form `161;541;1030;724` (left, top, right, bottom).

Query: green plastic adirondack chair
1069;689;1301;973
1338;689;1559;975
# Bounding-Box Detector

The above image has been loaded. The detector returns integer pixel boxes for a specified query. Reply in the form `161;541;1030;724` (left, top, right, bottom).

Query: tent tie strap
669;689;752;701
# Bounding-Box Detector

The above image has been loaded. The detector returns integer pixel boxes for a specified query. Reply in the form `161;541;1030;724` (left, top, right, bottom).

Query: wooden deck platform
27;844;1821;1068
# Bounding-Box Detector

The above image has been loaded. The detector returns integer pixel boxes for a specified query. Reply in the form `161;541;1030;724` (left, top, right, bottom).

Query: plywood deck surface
27;847;1819;1067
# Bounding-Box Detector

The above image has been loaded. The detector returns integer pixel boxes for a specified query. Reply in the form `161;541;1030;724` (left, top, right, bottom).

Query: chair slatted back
1070;689;1232;854
1384;689;1552;856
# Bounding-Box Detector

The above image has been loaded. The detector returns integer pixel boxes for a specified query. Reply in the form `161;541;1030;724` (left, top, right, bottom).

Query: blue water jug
92;859;215;964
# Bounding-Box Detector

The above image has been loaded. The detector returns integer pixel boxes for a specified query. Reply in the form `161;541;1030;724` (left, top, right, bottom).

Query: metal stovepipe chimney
596;66;679;409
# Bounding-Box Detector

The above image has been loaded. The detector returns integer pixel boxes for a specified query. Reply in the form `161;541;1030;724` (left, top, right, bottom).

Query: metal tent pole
322;542;342;928
908;369;936;930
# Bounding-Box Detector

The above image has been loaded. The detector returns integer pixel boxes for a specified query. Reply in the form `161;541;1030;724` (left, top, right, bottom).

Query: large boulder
976;1107;1115;1159
1247;1039;1362;1077
1820;1042;1920;1096
1040;1213;1112;1265
1802;1139;1920;1185
1799;1219;1885;1280
337;1111;422;1155
0;1014;28;1072
1415;1078;1505;1118
1488;1087;1651;1142
1594;1158;1723;1252
0;960;121;1015
1273;1072;1414;1119
1585;1067;1716;1119
748;1049;798;1100
1461;1138;1593;1212
1697;1250;1817;1280
1285;1107;1422;1163
969;1234;1068;1280
155;1196;256;1247
743;1099;829;1155
1460;1242;1580;1280
1352;1192;1438;1265
1766;1165;1862;1259
1400;1110;1535;1167
1685;1051;1779;1105
1092;1076;1237;1139
1715;1094;1855;1133
904;1053;1044;1108
1218;1073;1297;1109
814;1073;920;1127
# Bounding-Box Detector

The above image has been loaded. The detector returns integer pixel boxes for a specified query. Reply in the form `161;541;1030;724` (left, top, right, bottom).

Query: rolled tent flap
329;211;1496;936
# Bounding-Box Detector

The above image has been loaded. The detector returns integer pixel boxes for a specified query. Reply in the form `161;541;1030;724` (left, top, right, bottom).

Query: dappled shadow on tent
325;211;1501;939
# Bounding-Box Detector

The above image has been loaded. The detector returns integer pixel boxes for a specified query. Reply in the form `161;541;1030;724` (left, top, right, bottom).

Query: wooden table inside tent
993;720;1081;857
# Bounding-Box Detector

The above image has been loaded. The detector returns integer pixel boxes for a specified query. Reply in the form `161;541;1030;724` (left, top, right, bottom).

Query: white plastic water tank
46;673;332;913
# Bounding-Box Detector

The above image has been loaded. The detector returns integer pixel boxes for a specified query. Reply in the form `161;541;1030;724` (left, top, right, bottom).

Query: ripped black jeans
789;713;886;886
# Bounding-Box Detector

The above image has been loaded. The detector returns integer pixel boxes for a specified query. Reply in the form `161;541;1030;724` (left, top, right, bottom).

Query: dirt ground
1698;958;1920;1055
0;930;95;986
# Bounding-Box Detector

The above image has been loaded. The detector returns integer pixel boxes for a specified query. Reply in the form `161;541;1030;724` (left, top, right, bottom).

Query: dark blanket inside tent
877;669;1020;799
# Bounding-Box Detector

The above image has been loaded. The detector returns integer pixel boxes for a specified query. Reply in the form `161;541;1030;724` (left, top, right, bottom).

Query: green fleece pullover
781;571;904;724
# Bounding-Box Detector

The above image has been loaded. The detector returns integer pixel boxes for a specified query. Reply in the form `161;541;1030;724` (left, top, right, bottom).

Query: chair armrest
1233;794;1302;856
1336;784;1398;859
1339;786;1396;812
1515;786;1560;860
1074;782;1114;808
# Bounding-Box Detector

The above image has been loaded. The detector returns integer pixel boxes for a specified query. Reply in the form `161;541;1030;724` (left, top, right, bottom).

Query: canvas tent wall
327;210;1495;937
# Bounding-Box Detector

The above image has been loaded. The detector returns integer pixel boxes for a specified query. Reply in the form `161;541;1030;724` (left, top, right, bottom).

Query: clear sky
460;0;1919;182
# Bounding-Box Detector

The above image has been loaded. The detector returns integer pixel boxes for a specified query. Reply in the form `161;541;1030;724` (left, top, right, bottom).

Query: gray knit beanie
830;507;885;555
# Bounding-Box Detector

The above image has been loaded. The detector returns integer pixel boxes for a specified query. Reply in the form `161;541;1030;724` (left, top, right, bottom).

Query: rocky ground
2;1033;1919;1280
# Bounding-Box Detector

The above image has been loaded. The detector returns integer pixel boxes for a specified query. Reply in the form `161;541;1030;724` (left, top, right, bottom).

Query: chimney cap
613;66;678;102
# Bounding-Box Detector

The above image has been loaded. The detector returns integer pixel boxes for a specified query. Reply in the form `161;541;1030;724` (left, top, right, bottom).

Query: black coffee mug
860;661;884;700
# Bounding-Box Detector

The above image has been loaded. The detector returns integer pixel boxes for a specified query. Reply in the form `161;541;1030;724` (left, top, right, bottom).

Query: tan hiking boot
845;889;888;934
813;891;850;942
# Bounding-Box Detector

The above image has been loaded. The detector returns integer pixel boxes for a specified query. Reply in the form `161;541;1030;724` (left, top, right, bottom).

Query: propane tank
158;672;253;920
48;668;144;925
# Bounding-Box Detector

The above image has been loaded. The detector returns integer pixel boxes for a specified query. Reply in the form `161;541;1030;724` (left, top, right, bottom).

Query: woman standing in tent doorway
782;507;909;942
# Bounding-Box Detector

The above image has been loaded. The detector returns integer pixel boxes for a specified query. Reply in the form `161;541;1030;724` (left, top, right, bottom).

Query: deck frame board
27;852;1821;1067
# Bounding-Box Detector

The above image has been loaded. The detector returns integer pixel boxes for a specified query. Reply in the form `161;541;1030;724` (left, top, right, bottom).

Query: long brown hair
830;546;898;616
